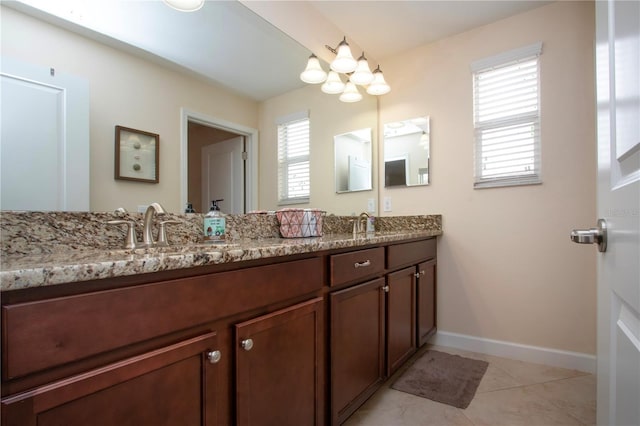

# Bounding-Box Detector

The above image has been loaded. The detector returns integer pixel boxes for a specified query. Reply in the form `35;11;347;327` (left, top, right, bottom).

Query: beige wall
258;85;378;215
379;1;597;354
1;6;259;213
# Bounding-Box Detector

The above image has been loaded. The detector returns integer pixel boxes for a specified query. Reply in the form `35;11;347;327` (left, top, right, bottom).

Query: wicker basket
276;209;324;238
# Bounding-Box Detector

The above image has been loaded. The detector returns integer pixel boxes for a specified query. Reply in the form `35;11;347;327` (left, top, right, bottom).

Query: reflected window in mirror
383;117;430;187
277;111;310;204
334;128;373;193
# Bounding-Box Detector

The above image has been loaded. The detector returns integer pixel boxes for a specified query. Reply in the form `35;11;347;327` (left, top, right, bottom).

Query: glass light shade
321;71;345;94
366;66;391;95
339;81;362;103
300;54;327;84
350;54;374;85
330;38;357;73
163;0;204;11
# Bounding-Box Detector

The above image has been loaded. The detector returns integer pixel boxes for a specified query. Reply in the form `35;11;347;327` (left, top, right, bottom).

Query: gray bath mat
391;350;489;409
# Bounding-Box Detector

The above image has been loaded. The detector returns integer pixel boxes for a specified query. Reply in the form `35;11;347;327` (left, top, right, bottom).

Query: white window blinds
472;43;542;189
277;111;310;204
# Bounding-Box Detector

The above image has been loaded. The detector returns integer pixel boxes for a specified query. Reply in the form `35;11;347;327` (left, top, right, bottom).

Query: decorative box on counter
276;208;325;238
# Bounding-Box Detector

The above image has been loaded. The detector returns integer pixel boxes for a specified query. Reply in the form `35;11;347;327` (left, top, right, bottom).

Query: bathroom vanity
0;213;440;426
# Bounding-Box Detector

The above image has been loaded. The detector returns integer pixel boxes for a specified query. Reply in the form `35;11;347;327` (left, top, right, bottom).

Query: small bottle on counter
203;199;225;243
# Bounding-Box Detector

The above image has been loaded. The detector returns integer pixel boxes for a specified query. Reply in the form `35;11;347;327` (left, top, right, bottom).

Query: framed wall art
115;125;159;183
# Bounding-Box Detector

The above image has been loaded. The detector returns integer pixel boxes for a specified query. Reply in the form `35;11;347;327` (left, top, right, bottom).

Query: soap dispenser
203;199;225;243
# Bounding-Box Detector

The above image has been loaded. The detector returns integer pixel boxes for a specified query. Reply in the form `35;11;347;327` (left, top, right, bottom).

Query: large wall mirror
383;116;430;187
334;128;373;193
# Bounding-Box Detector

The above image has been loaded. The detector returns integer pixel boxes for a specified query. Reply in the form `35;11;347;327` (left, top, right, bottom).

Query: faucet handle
107;220;138;249
157;220;180;246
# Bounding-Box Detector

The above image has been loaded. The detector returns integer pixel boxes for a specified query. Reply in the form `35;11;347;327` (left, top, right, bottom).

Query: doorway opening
180;109;258;214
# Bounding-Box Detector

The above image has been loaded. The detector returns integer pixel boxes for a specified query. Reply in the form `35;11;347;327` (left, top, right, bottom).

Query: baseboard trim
429;331;596;374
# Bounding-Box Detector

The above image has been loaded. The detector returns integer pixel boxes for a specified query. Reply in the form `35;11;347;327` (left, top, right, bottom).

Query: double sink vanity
0;211;441;425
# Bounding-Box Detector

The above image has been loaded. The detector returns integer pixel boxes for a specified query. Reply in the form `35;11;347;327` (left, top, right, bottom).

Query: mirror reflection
383;116;430;187
334;128;373;193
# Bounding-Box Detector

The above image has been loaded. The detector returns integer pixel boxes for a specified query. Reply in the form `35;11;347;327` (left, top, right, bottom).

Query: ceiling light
350;53;374;86
321;71;345;94
339;80;363;103
300;54;328;84
366;66;391;95
300;37;390;103
163;0;204;12
330;37;357;73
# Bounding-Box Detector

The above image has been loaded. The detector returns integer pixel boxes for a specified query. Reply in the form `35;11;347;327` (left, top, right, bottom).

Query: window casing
472;43;542;189
277;111;310;204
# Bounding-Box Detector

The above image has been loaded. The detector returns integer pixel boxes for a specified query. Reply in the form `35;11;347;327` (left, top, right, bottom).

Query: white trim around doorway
179;108;258;213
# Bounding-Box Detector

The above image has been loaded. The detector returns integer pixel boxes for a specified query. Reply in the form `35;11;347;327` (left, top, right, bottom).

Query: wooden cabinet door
1;331;221;426
417;259;437;347
330;278;386;425
235;297;324;426
386;267;416;376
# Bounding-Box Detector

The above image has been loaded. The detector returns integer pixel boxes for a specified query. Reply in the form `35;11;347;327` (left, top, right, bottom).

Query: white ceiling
307;1;551;61
8;0;551;101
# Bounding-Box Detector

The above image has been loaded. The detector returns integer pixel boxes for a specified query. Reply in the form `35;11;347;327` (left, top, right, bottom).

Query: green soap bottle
203;199;225;243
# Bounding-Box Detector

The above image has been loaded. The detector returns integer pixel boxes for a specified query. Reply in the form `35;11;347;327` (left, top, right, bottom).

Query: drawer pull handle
241;338;254;351
206;350;222;364
354;260;371;268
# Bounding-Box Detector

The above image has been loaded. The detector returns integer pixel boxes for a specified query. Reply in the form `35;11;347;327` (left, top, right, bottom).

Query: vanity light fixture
163;0;204;12
300;36;390;102
300;54;328;84
339;80;363;103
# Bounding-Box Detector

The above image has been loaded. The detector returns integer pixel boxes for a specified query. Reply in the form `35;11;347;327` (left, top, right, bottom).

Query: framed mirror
383;116;430;187
334;128;373;193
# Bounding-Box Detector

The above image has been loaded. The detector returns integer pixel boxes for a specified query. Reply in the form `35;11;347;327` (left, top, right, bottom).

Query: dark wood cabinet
417;259;437;347
386;266;417;376
235;297;324;426
329;278;386;425
1;237;437;426
1;331;220;426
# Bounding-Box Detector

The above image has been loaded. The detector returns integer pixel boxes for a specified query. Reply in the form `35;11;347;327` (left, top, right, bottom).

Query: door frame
179;108;258;213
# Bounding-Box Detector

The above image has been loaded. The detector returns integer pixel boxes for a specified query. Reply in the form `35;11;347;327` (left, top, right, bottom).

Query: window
277;111;310;204
472;42;542;189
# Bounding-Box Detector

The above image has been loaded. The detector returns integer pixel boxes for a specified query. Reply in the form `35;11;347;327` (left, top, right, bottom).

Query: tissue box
276;208;324;238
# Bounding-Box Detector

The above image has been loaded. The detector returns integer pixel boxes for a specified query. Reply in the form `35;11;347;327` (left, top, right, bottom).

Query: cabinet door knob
382;285;390;293
241;338;254;351
206;350;222;364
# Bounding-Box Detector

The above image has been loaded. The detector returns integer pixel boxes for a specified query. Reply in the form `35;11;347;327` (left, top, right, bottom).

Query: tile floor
344;344;596;426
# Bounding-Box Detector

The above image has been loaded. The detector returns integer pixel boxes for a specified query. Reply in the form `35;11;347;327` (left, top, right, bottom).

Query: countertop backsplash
0;211;442;258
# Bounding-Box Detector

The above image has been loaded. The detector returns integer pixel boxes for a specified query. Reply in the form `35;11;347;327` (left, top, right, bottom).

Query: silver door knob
206;350;221;364
571;218;607;252
241;338;254;351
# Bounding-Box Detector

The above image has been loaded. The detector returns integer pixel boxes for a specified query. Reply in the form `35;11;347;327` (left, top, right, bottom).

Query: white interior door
0;57;89;211
201;136;244;214
593;1;640;425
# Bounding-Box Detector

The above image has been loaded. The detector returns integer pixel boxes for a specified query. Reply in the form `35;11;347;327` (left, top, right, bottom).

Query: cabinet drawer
1;331;219;426
330;247;384;287
387;238;436;270
2;257;322;380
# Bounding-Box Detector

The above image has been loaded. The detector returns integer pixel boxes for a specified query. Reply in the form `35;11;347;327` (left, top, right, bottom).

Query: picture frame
115;125;159;183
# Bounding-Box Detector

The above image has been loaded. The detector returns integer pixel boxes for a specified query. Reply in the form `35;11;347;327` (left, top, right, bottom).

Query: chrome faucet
358;212;370;233
352;212;371;236
142;202;167;247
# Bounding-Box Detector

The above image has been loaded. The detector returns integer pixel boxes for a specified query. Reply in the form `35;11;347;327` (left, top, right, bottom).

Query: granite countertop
0;230;442;291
